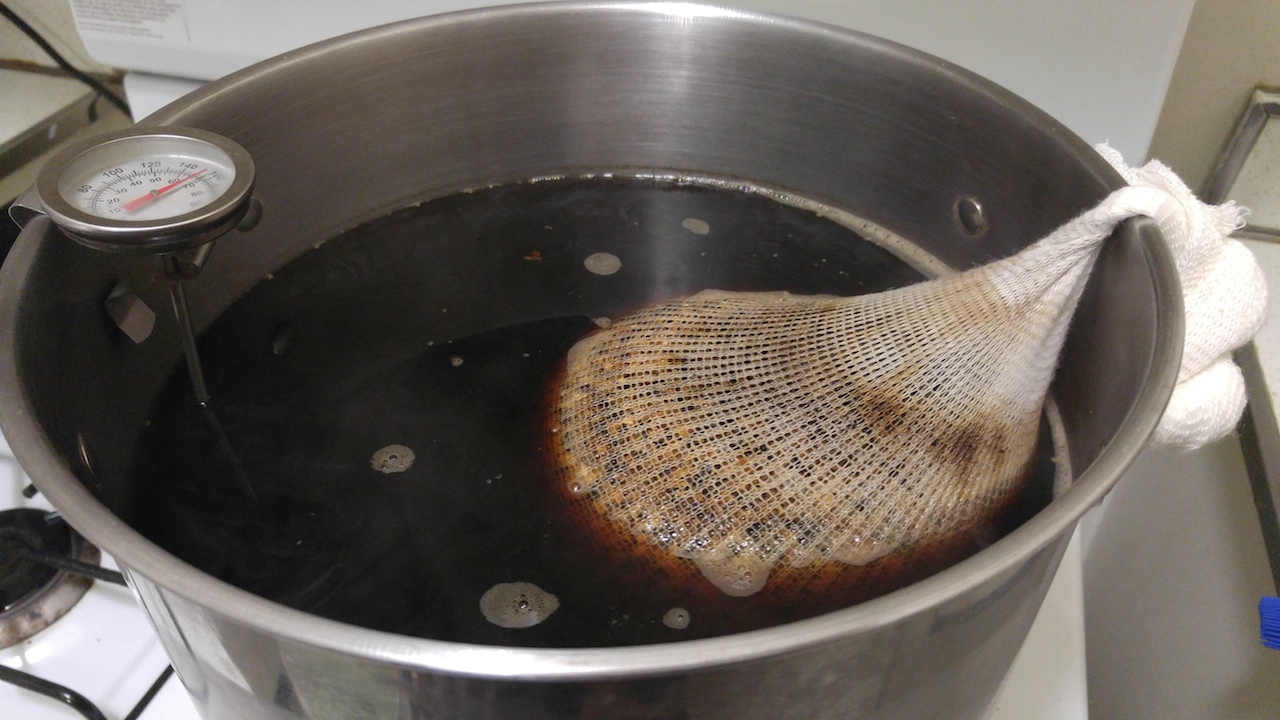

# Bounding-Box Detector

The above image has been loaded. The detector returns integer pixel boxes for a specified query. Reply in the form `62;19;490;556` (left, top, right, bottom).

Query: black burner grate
1;508;73;610
0;507;111;649
0;506;169;718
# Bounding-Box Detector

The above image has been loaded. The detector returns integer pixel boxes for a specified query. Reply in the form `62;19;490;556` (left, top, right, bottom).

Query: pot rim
0;0;1184;681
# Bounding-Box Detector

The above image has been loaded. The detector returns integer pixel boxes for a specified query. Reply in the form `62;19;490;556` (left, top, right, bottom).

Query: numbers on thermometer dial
74;157;235;222
38;127;255;254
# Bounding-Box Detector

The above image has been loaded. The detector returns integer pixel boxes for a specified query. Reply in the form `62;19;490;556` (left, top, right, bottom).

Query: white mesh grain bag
551;169;1259;597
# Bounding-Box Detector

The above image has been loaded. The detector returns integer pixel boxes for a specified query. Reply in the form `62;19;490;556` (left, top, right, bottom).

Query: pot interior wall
7;3;1163;635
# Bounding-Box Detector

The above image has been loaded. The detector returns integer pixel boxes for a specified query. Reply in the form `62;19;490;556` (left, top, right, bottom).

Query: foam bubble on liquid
479;582;559;628
691;540;772;597
681;217;710;235
584;252;621;275
662;607;690;629
370;444;415;474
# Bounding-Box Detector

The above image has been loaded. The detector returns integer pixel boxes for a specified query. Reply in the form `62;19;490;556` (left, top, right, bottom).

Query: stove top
0;433;200;719
0;507;102;648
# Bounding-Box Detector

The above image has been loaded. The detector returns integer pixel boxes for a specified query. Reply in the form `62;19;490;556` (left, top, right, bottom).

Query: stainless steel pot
0;3;1181;719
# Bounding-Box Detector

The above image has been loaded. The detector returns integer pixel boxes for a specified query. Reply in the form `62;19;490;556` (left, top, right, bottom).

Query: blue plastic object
1262;596;1280;650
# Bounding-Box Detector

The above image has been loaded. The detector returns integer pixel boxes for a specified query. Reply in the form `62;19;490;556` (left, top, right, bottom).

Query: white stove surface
0;423;1085;719
0;433;200;720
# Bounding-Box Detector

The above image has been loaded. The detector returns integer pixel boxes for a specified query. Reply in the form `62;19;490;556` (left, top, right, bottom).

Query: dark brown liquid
127;177;1055;647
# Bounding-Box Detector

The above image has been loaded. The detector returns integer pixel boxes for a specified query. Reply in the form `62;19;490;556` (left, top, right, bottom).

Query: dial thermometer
36;126;255;254
36;127;257;406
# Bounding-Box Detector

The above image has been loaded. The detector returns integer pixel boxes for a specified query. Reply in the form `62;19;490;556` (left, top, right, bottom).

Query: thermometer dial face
36;127;255;254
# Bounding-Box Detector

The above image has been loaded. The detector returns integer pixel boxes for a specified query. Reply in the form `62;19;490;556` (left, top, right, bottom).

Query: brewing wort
162;253;260;503
127;177;1059;648
163;262;210;404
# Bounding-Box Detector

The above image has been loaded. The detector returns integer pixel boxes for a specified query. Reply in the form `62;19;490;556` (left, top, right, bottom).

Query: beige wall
1148;0;1280;192
1085;3;1280;718
0;0;112;73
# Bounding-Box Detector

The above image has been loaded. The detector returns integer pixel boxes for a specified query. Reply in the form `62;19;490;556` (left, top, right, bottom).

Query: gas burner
0;508;100;648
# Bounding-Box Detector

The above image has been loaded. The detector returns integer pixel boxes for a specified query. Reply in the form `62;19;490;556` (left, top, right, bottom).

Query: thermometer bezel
36;126;256;255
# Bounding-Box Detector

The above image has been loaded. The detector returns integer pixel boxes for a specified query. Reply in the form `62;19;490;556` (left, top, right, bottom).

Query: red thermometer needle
123;168;207;211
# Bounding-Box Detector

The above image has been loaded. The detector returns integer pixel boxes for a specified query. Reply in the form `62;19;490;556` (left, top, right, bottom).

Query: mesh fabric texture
552;185;1164;596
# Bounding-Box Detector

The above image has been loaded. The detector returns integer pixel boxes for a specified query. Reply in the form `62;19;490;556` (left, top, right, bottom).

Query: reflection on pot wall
123;539;1065;720
67;0;1196;163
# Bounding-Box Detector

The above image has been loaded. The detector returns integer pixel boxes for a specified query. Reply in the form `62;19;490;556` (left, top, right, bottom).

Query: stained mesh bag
551;183;1184;597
